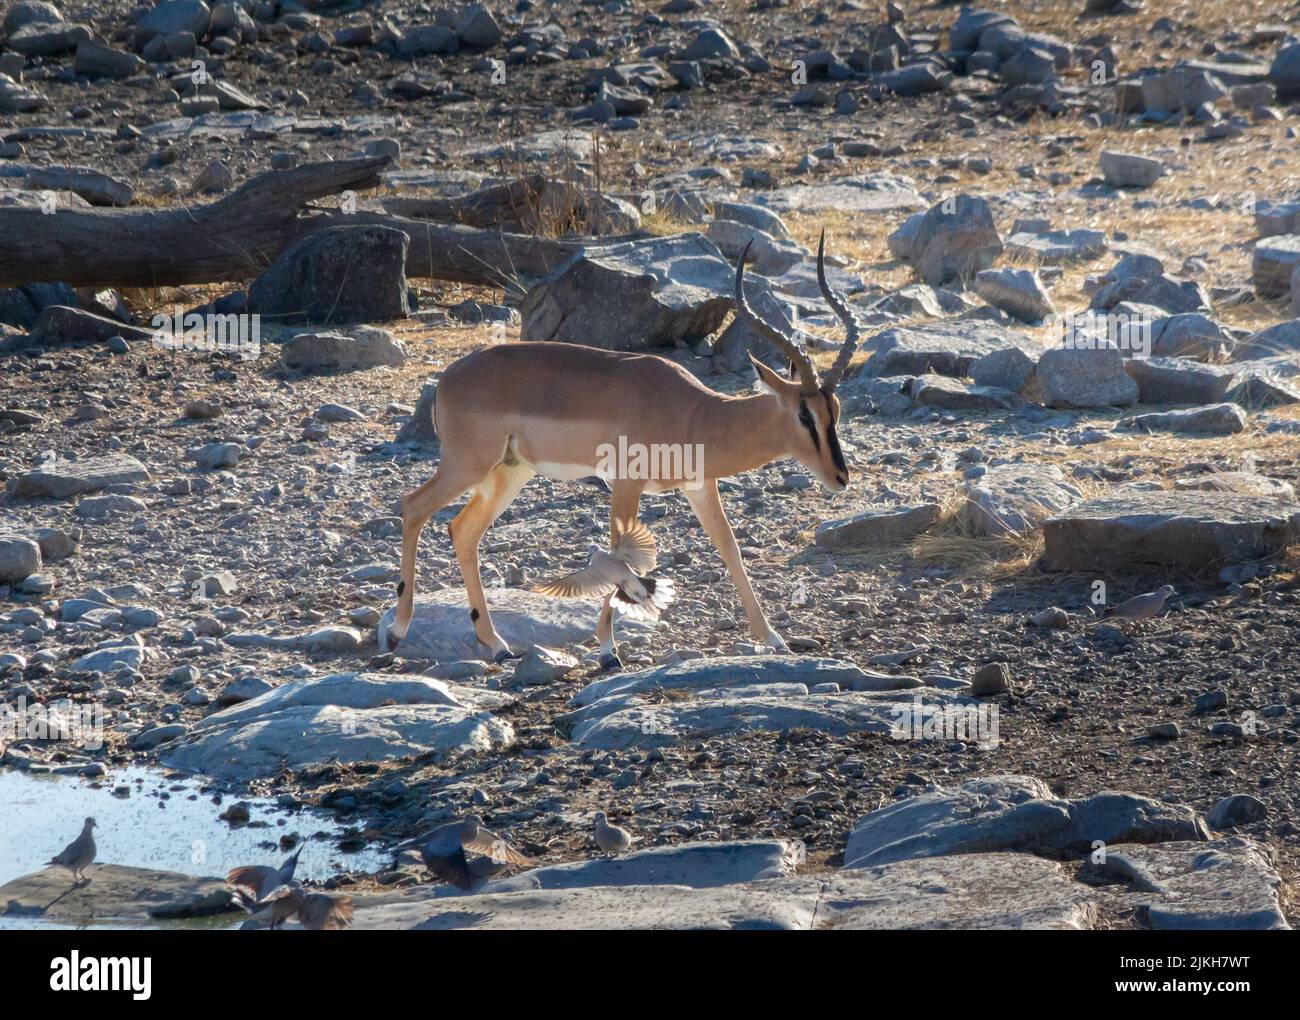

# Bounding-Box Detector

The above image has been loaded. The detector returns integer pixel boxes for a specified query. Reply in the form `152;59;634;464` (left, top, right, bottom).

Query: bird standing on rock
593;812;633;857
227;845;303;911
256;882;355;930
397;815;530;891
1106;585;1178;625
50;817;97;886
533;518;675;623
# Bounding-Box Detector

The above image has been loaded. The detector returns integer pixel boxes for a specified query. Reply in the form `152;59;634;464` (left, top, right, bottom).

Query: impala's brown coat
389;236;859;663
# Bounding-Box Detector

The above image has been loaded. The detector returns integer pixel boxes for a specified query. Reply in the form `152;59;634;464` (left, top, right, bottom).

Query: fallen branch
0;157;604;291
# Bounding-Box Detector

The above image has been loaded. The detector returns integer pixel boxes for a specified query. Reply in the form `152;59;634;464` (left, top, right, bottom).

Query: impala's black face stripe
798;400;821;452
821;390;848;475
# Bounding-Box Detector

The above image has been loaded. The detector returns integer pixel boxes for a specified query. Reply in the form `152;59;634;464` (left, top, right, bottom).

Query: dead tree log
380;175;548;228
0;157;592;290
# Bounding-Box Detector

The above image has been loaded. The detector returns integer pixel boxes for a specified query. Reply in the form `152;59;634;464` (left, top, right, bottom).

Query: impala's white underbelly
524;459;676;493
531;460;598;481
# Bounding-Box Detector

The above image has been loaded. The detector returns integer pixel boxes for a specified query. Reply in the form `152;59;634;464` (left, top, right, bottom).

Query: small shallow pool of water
0;765;389;927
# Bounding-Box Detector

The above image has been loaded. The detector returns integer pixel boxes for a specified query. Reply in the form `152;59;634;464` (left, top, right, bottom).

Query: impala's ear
749;353;792;395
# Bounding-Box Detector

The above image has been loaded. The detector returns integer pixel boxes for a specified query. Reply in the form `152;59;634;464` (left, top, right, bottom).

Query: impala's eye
798;404;813;427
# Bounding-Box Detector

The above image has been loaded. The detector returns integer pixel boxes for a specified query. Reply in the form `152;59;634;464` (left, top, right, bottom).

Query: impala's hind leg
450;461;534;662
388;460;480;651
595;480;644;671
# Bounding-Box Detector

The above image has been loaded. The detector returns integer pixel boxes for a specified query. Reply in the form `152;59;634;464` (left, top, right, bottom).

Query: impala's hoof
492;648;522;664
597;653;624;673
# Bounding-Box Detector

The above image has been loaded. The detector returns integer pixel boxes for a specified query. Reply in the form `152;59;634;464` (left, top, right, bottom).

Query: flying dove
256;881;355;931
593;812;633;856
533;518;675;622
50;817;97;885
227;845;303;911
397;815;530;891
1106;585;1178;624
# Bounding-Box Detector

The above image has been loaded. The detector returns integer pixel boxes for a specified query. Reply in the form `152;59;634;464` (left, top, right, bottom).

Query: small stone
969;662;1011;696
1206;794;1267;830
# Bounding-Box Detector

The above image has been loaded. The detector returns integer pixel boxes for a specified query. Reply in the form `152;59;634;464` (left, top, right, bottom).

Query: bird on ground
255;882;355;930
533;518;675;622
50;817;97;886
396;815;530;891
1105;585;1178;625
227;845;304;911
593;812;633;856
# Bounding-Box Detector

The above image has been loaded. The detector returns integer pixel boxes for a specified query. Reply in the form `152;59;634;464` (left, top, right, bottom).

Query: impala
385;233;860;667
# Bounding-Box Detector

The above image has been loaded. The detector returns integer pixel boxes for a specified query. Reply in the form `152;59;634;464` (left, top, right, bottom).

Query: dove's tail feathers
614;576;675;621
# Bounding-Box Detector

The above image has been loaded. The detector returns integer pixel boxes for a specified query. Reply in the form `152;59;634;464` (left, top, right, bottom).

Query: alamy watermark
150;306;261;361
595;436;706;491
890;693;1000;749
1;696;104;751
1050;310;1152;358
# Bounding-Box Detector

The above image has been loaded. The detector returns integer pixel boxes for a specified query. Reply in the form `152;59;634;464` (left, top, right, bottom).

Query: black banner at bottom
0;927;1285;1005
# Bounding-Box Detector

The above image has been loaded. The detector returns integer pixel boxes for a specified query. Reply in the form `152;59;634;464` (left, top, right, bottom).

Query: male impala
386;234;859;667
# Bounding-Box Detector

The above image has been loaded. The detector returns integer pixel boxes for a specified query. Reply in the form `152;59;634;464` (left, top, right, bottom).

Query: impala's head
735;231;859;492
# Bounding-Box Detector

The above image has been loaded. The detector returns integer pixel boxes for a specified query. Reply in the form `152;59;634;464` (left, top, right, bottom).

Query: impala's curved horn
817;230;860;392
734;242;819;394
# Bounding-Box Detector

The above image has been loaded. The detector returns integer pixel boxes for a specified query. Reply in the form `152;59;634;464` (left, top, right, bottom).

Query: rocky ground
2;0;1300;929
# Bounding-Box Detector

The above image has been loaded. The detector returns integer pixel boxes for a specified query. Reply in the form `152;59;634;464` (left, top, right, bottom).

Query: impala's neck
696;390;791;480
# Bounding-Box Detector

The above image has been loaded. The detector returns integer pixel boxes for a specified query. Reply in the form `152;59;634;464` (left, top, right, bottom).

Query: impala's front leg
684;480;787;653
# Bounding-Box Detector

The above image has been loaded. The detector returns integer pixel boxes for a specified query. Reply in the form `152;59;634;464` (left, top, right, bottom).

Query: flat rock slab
348;854;1093;930
187;672;511;731
756;173;923;214
485;840;805;893
569;688;978;750
7;454;150;499
818;853;1095;930
358;882;819;930
843;775;1208;868
1119;403;1247;436
162;673;513;781
224;626;365;654
569;655;870;709
1094;837;1289;930
0;865;232;922
381;587;649;662
1042;492;1300;572
815;503;942;548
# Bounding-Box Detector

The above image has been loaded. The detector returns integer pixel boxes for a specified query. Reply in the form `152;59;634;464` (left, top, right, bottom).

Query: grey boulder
248;225;411;326
1042;492;1300;572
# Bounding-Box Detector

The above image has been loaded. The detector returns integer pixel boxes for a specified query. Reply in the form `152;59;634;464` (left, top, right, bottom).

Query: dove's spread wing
424;846;476;890
610;518;657;574
462;826;530;866
533;563;616;599
298;893;354;930
254;883;303;908
228;865;281;898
